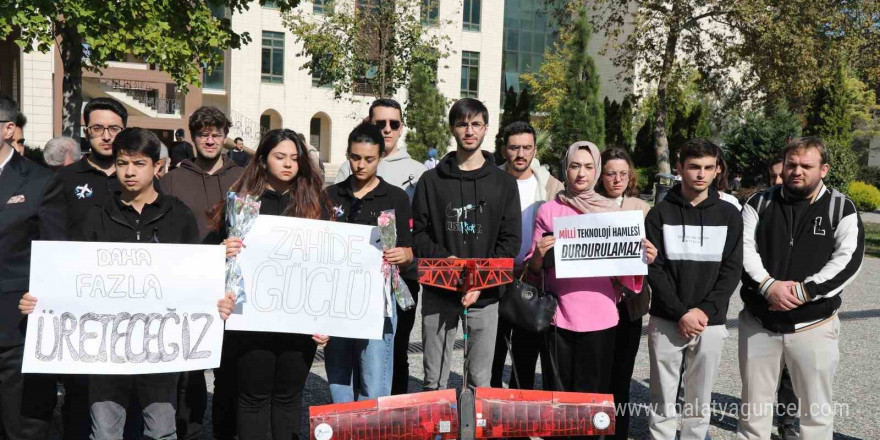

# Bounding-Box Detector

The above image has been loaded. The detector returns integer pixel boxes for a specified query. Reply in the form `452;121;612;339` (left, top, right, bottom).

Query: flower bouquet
225;192;261;304
378;209;416;311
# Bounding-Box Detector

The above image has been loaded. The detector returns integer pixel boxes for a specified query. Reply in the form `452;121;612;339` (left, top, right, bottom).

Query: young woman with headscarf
526;141;657;401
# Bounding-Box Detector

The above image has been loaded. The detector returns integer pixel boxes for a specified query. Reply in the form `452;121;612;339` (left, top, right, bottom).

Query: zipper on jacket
136;219;141;240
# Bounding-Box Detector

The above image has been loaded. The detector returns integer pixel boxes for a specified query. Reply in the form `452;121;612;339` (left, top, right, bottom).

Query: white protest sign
552;210;647;278
225;215;385;340
23;241;225;375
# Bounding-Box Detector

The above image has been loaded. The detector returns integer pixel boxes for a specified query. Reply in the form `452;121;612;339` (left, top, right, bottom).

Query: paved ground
204;257;880;439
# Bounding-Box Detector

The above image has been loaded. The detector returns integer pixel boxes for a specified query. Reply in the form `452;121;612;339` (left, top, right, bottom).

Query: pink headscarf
556;141;619;214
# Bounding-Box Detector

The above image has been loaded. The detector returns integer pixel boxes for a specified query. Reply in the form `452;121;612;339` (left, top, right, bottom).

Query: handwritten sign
553;211;647;278
23;241;225;375
225;215;385;340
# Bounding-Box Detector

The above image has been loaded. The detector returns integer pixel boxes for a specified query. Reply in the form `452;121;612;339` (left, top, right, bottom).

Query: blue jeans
325;310;397;403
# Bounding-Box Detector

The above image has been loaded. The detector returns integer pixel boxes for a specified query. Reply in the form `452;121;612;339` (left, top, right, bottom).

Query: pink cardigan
525;199;644;333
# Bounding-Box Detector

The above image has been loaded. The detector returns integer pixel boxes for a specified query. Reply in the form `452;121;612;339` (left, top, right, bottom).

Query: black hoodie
412;151;521;307
77;191;200;245
645;185;743;325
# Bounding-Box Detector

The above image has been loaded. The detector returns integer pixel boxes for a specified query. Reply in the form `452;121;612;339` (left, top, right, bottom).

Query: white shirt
0;148;13;177
719;191;742;211
516;175;540;264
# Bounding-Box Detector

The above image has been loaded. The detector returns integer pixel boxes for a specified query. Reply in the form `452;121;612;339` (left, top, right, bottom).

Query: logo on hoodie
74;184;93;199
445;203;482;235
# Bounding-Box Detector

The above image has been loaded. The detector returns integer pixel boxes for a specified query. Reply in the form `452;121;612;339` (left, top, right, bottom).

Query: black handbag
499;270;558;334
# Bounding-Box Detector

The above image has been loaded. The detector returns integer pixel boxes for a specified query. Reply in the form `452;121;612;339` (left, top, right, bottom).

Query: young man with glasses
159;106;243;440
491;121;563;389
412;98;521;391
334;98;427;395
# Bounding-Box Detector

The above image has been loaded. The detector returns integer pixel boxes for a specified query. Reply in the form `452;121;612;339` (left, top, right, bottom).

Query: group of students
0;90;864;440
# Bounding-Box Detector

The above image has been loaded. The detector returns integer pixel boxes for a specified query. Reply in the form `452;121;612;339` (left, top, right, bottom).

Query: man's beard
785;179;820;199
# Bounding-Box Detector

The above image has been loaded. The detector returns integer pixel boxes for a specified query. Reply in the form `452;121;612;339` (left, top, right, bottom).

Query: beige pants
648;316;728;440
737;309;840;440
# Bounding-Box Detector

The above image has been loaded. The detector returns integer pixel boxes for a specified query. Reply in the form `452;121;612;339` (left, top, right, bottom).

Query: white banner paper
225;215;385;340
23;241;225;375
552;210;648;278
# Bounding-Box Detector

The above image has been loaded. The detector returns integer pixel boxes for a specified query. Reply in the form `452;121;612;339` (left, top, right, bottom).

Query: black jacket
326;176;415;280
741;184;864;333
77;191;200;245
0;152;68;345
646;185;743;325
55;156;119;236
412;151;521;307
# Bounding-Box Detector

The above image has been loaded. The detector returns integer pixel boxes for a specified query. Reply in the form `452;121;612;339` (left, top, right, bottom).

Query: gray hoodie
334;146;426;201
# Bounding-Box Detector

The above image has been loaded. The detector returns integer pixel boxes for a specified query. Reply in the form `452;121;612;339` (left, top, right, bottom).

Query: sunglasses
373;120;401;131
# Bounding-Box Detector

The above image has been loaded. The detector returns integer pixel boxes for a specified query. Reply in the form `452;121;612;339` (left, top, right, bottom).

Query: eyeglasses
87;125;124;137
603;171;630;179
373;120;401;131
196;132;225;141
454;121;486;131
507;144;535;153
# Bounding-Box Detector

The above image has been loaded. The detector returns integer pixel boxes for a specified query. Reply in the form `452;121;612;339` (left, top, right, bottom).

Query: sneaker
779;424;799;440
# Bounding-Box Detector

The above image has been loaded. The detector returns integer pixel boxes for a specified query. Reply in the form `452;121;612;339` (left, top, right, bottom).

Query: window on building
421;0;439;26
263;0;278;8
314;0;333;14
463;0;481;32
460;51;479;98
261;31;284;84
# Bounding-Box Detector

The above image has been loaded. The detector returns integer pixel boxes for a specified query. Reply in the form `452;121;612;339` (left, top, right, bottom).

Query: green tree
724;104;802;186
285;0;451;99
493;87;532;163
404;63;448;163
604;95;634;149
521;41;568;131
0;0;296;137
805;63;860;191
545;7;604;166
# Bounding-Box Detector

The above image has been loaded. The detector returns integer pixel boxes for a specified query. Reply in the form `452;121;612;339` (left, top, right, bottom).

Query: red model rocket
417;258;514;293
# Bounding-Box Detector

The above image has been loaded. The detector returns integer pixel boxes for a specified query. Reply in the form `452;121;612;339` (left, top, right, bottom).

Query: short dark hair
678;138;720;164
234;137;243;143
175;128;186;139
0;93;17;123
449;98;489;127
112;128;161;163
15;112;26;129
347;123;385;157
783;136;827;165
502;121;536;146
368;98;402;120
84;97;128;127
188;106;230;136
768;154;784;169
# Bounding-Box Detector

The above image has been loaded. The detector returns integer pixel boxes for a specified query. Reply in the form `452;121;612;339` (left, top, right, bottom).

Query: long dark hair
210;129;330;230
713;144;730;192
597;147;640;198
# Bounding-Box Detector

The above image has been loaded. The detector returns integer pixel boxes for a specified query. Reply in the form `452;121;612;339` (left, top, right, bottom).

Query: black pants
391;279;420;395
212;333;240;440
777;366;800;426
508;326;546;390
490;316;513;388
175;370;207;440
0;345;55;440
544;326;616;394
59;374;91;440
609;303;643;440
235;331;317;440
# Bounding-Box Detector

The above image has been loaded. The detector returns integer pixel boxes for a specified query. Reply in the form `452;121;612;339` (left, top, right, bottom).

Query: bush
857;166;880;188
635;165;657;195
847;181;880;212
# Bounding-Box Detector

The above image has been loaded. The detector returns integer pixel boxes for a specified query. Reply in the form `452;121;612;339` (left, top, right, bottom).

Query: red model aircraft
417;258;514;293
309;388;615;440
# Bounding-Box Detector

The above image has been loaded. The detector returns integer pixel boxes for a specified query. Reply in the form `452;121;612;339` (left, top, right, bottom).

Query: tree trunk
59;25;83;138
653;14;681;175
